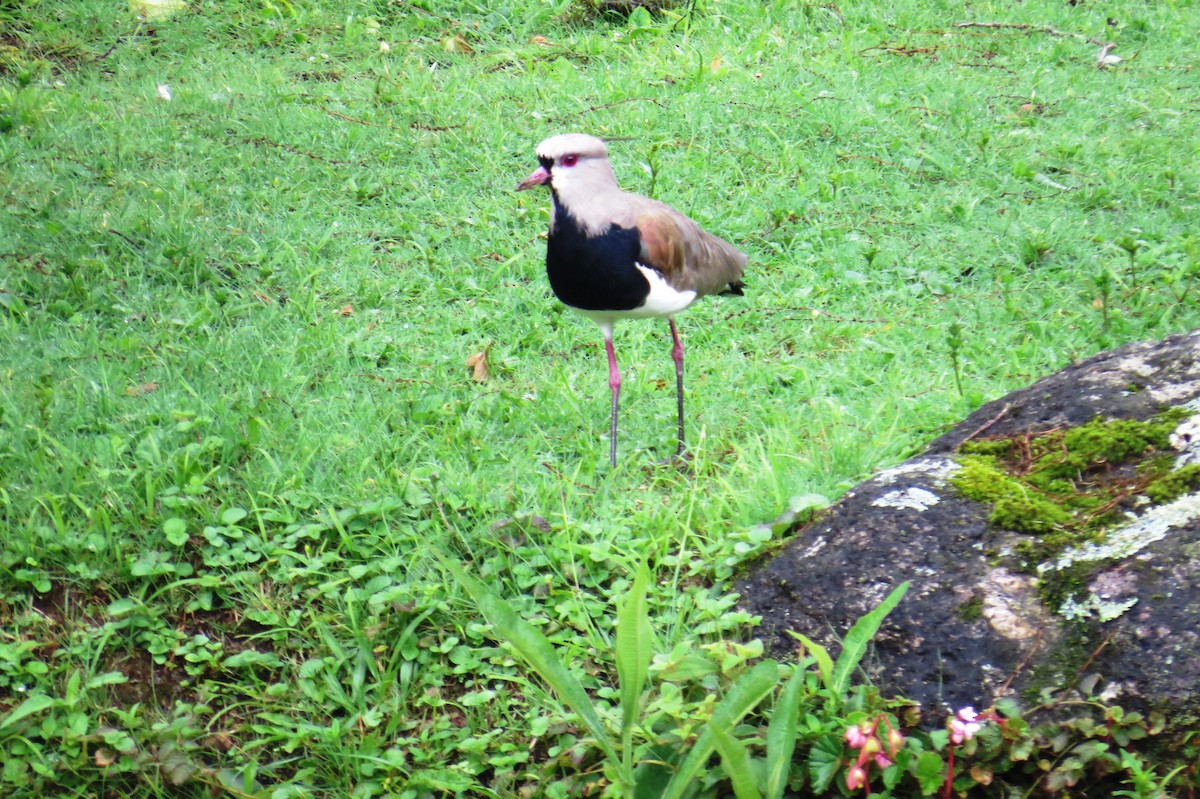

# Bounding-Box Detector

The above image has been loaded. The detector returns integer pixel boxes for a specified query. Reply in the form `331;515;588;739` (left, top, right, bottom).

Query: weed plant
1;0;1199;796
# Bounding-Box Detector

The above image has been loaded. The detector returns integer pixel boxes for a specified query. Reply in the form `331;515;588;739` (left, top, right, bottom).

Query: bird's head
516;134;619;202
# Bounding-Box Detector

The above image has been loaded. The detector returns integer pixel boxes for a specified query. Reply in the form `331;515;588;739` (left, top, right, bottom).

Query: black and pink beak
516;164;551;191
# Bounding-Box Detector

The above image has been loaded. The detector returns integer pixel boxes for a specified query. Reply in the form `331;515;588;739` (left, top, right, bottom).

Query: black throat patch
544;197;650;313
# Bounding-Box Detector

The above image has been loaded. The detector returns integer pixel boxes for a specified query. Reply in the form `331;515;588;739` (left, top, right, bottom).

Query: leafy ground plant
443;557;908;798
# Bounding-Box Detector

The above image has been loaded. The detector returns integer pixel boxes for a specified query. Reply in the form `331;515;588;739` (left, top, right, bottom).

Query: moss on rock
991;494;1074;535
1052;415;1180;478
953;410;1198;614
1145;463;1200;504
952;454;1021;504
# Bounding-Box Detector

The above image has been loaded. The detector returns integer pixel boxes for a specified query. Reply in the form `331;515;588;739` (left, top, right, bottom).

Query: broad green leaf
915;750;946;796
408;767;475;792
806;733;843;794
633;743;678;799
164;517;189;546
653;652;719;682
831;581;910;696
662;659;780;799
85;671;129;689
223;650;285;669
0;694;57;732
882;749;909;789
220;507;248;525
764;663;809;799
216;766;263;795
437;554;624;776
627;5;654;28
0;291;28;317
106;597;143;616
710;722;762;799
786;630;832;690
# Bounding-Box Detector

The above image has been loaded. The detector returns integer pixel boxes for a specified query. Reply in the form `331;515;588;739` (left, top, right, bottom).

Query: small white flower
156;83;172;101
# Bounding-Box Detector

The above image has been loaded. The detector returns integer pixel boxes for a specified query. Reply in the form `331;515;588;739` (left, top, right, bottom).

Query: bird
516;133;748;467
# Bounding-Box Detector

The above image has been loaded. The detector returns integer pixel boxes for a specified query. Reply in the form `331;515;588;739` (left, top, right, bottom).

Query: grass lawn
2;0;1199;796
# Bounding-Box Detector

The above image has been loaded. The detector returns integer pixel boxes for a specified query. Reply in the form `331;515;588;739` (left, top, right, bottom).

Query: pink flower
860;735;882;758
887;726;904;754
845;724;869;749
874;753;893;769
950;715;979;739
949;707;984;744
846;764;868;791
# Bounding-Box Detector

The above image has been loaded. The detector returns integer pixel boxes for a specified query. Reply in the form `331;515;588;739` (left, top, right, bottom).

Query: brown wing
635;203;747;298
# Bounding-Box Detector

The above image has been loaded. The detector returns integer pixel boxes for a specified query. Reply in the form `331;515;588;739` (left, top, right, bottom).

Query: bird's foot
653;447;693;473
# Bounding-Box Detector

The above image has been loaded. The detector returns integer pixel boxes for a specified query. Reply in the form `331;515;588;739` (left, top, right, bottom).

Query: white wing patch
573;264;698;333
631;263;697;317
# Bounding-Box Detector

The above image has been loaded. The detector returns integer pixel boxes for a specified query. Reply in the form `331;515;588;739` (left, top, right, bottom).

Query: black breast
544;201;650;312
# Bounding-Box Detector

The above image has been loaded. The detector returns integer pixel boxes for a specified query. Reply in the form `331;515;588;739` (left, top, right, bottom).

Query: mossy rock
743;329;1200;720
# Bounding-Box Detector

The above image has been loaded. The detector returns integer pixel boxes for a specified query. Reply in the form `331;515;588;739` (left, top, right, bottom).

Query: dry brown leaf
466;344;491;382
126;382;159;397
444;35;473;54
94;748;116;767
530;35;553;46
969;764;994;786
338;304;353;317
202;732;235;751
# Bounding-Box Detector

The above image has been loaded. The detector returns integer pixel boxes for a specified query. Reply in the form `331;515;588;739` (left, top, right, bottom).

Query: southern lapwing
516;133;747;467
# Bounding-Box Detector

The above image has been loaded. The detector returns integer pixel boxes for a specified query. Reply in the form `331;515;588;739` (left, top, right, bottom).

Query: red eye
560;154;579;168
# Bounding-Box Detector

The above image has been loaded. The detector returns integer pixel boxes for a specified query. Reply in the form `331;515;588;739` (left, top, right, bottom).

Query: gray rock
737;329;1200;715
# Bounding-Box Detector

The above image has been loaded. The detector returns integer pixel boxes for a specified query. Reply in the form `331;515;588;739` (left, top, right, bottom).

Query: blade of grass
662;659;780;799
616;560;653;769
710;722;763;799
764;661;810;799
786;631;833;690
830;581;910;696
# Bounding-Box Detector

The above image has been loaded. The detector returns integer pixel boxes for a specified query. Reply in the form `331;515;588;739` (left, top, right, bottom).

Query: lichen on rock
1048;491;1200;572
871;486;942;511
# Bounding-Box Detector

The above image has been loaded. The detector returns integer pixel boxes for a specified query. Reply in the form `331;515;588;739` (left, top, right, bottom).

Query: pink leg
604;334;620;468
669;319;686;458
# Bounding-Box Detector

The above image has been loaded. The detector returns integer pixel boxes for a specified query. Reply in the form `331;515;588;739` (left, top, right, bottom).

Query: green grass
1;0;1199;796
